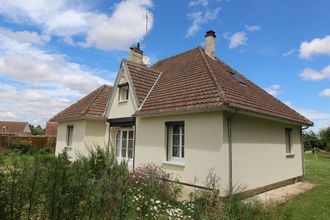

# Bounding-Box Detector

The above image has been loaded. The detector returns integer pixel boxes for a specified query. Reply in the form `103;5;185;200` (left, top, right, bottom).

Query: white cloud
244;24;261;32
299;35;330;59
189;0;208;7
82;0;154;50
228;32;247;49
300;65;330;81
296;108;330;131
0;30;112;125
186;8;220;37
283;49;297;57
265;84;281;97
320;88;330;97
0;0;154;51
0;28;50;44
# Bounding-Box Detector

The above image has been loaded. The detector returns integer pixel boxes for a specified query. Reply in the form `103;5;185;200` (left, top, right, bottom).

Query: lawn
278;152;330;220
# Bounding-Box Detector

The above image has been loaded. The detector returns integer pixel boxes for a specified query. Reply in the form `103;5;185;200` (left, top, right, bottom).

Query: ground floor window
115;129;134;159
285;128;292;154
166;121;184;162
66;125;74;147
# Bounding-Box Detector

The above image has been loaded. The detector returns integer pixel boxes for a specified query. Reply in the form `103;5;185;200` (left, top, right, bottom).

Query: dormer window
118;82;129;102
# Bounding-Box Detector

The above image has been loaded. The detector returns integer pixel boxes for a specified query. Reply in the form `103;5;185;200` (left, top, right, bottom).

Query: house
0;121;31;135
51;31;312;196
45;122;58;137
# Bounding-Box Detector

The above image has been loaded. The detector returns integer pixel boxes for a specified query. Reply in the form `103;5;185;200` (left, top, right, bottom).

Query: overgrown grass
1;149;329;219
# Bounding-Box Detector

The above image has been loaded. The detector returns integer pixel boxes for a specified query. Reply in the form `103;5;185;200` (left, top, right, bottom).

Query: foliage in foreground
0;147;278;219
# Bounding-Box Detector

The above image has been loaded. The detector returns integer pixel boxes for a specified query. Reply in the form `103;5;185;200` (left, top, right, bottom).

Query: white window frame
167;123;184;163
115;129;134;160
66;125;74;147
118;84;129;102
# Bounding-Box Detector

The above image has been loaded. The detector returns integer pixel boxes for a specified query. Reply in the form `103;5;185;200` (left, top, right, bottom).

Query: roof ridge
82;85;107;116
138;71;163;111
198;47;228;104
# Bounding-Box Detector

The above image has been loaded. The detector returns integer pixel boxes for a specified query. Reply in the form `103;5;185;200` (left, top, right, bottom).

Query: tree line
303;127;330;151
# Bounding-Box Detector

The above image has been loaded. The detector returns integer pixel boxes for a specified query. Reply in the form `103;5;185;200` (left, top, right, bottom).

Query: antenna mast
145;11;148;52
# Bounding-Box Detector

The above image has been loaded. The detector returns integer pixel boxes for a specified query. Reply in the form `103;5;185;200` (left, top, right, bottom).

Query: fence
0;134;56;150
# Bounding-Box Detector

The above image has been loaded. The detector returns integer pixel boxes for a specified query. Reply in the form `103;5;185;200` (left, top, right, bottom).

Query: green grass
278;152;330;220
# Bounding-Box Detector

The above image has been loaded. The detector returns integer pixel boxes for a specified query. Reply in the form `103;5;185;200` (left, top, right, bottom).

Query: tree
28;124;45;135
319;127;330;151
302;130;323;151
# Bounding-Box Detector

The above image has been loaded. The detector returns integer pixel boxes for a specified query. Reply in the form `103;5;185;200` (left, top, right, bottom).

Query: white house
51;31;312;196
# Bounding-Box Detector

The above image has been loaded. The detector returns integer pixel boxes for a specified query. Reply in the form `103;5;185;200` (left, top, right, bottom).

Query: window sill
286;153;295;158
162;161;185;167
118;100;128;104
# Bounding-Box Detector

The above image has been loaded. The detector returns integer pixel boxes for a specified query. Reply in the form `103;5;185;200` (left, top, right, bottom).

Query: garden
0;140;329;219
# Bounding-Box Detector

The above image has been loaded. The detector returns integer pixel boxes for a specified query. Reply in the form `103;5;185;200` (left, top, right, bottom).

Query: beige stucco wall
135;111;229;196
107;71;136;119
55;119;107;160
223;113;303;193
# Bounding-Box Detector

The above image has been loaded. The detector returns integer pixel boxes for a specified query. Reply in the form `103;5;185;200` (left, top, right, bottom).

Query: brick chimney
205;30;216;58
129;42;143;64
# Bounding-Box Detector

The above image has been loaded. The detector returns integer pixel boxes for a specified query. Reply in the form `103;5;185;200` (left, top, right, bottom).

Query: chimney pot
129;42;143;64
205;30;216;58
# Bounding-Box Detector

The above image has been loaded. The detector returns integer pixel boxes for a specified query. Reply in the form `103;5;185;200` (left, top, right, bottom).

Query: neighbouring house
0;121;31;135
51;31;312;196
45;122;58;137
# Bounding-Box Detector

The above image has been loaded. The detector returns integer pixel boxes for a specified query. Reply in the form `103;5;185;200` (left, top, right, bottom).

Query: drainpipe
227;110;238;195
300;125;310;177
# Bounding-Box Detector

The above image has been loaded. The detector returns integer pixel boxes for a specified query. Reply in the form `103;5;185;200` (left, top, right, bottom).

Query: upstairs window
285;128;292;154
66;125;74;147
118;82;129;102
166;121;185;163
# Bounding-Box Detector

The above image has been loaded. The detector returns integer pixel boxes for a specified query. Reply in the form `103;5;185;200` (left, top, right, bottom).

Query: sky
0;0;329;132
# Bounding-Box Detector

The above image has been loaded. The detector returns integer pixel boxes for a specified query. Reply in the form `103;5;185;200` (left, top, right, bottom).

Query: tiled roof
50;85;113;122
125;60;161;104
0;121;29;133
136;47;312;125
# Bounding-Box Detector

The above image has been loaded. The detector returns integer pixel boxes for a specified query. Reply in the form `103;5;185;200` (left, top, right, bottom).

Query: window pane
115;131;121;157
129;130;134;139
128;149;133;159
172;146;180;157
173;125;180;134
173;134;180;146
285;129;292;153
122;131;127;157
67;126;73;146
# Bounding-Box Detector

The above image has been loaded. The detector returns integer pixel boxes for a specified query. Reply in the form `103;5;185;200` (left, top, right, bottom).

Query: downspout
227;110;238;196
133;125;136;170
300;125;310;177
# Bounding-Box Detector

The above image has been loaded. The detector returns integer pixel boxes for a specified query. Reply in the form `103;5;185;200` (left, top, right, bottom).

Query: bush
0;146;281;219
8;139;36;154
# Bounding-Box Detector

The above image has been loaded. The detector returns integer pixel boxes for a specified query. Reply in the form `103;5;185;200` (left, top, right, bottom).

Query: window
118;83;129;102
228;70;246;85
285;128;292;154
115;129;134;159
166;121;184;162
66;125;74;146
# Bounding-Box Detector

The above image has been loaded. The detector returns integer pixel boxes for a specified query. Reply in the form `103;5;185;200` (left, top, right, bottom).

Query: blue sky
0;0;329;131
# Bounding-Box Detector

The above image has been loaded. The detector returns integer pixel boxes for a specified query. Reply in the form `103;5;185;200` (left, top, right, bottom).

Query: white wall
135;111;229;196
55;119;107;160
223;113;303;193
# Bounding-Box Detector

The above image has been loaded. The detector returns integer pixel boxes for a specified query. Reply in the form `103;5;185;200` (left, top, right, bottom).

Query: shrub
8;139;36;154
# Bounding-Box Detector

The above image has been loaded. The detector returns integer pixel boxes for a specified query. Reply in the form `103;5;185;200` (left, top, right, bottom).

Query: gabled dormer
104;44;161;120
